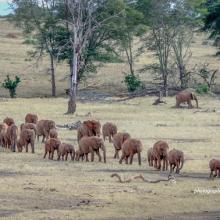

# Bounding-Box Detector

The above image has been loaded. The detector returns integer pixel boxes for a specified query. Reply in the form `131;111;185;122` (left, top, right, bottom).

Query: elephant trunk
194;97;198;108
138;152;141;166
179;156;184;171
101;145;106;163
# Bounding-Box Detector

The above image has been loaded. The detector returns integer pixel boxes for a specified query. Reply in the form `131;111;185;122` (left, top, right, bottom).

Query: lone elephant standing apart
119;138;142;165
77;120;101;142
153;140;169;171
209;159;220;179
78;136;106;163
102;122;117;143
176;91;198;108
112;132;131;159
168;148;184;174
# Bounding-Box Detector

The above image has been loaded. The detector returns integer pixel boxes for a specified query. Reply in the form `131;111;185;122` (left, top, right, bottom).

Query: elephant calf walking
78;136;106;163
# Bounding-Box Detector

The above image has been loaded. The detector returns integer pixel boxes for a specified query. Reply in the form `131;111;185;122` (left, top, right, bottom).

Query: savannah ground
1;18;220;219
0;97;220;219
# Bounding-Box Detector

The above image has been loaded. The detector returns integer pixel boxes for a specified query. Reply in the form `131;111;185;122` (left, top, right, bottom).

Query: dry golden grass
0;97;220;219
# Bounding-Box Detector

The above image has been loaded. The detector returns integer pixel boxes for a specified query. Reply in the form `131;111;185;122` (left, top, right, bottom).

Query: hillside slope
0;18;219;98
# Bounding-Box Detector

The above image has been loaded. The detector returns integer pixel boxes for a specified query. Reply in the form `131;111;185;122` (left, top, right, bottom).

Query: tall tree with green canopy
203;0;220;55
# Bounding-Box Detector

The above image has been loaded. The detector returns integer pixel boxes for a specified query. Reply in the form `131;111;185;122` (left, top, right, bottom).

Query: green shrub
196;84;209;94
123;73;141;92
2;75;21;98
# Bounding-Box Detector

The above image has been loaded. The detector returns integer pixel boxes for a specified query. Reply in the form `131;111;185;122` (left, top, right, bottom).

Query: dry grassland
0;97;220;219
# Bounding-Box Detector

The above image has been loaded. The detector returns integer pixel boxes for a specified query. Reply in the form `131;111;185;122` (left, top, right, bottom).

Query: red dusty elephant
176;90;198;108
36;119;56;142
168;148;184;174
209;159;220;179
77;120;101;142
119;138;142;165
112;132;131;159
102;122;117;143
78;136;106;163
153;140;169;171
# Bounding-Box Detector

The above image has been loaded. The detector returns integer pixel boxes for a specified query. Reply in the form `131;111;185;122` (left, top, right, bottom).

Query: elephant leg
166;159;168;170
114;149;118;159
210;170;214;179
109;135;112;143
90;150;94;162
176;100;180;108
96;150;101;162
62;155;64;161
169;164;172;173
25;144;28;153
31;141;35;154
129;154;134;164
154;159;158;168
214;169;217;177
158;159;161;170
65;153;68;161
218;169;220;177
43;150;47;159
86;154;89;162
119;153;125;164
125;156;129;164
42;135;45;143
176;161;180;174
51;149;54;160
162;159;166;171
57;154;60;161
187;100;193;109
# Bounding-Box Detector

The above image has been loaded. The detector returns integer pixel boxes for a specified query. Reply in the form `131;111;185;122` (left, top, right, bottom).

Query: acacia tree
12;0;60;97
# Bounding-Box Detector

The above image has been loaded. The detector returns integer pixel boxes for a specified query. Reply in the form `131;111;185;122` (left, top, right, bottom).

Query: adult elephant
78;136;106;163
176;91;198;108
77;120;101;142
153;140;169;171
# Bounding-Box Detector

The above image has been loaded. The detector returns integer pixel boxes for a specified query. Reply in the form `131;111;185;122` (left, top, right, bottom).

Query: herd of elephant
0;90;219;178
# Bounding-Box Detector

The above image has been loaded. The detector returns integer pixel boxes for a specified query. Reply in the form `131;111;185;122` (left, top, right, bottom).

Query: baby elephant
112;132;131;159
209;159;220;179
44;138;61;160
119;138;142;165
58;143;75;161
176;90;198;108
17;129;35;153
168;148;184;174
78;136;106;163
102;122;117;143
147;147;157;167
